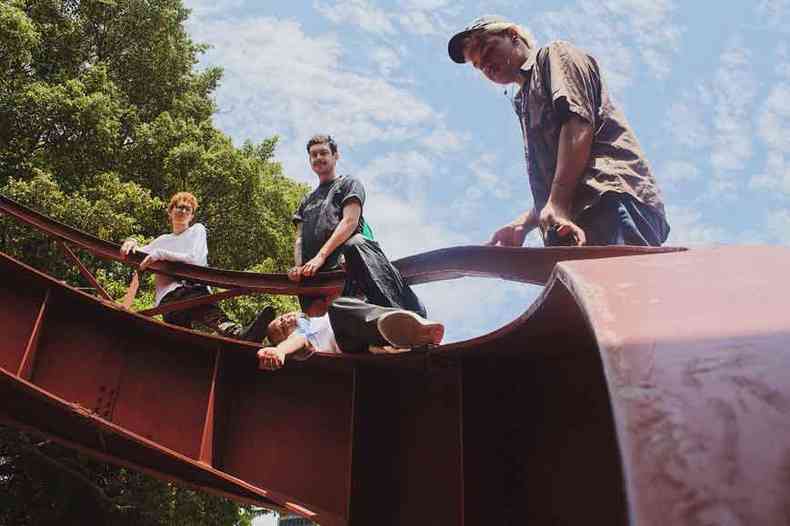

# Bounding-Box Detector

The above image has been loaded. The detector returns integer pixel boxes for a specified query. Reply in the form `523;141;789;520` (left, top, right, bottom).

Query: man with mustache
288;135;425;319
448;16;669;247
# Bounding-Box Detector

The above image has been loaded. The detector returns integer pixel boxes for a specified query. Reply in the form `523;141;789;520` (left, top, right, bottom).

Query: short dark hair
306;134;338;155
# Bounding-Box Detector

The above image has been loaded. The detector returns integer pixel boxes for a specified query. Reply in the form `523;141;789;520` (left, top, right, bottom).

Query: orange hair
168;192;198;212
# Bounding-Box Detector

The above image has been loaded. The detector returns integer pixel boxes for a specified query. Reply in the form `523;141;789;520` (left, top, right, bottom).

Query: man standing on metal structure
287;134;426;318
447;16;670;247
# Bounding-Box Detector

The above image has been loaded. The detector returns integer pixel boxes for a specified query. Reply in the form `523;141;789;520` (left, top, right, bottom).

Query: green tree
0;0;307;523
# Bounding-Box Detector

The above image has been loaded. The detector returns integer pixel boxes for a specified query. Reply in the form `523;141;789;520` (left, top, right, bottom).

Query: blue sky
178;0;790;522
182;0;790;347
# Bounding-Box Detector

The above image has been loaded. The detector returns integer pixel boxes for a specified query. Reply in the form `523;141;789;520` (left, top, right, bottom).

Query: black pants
327;296;406;354
161;284;242;337
339;234;427;317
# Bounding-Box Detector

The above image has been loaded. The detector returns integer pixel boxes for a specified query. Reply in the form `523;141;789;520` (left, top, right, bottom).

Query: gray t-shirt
293;175;369;269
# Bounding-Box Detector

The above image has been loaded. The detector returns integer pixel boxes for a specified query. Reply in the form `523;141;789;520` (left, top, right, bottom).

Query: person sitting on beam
120;191;273;341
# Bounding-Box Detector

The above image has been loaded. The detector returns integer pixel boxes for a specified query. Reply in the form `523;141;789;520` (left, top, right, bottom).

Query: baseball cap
447;15;508;64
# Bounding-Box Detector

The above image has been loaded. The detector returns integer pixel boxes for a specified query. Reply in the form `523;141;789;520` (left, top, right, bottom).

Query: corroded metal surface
0;194;682;294
3;196;790;525
558;246;790;526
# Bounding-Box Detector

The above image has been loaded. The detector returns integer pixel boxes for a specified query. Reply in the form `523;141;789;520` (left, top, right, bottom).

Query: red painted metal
17;289;49;380
57;240;113;301
5;197;790;525
139;288;251;317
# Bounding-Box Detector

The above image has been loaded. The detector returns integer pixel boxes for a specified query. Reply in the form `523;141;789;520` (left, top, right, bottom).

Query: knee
329;296;363;314
341;233;366;254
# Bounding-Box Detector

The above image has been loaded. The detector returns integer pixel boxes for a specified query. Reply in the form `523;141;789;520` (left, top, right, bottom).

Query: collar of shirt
513;48;538;114
519;47;538;76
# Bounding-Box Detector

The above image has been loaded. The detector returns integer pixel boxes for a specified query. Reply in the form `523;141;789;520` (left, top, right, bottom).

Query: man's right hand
258;348;286;371
121;239;138;256
288;265;303;282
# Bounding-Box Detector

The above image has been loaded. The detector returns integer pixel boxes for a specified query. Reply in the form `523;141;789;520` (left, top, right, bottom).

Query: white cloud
316;0;457;37
750;83;790;194
403;0;452;9
536;0;682;93
369;46;401;77
759;0;790;29
469;153;512;199
665;100;711;150
764;208;790;245
359;151;435;202
186;16;440;182
709;43;757;180
664;39;759;198
314;0;396;34
665;206;725;246
758;84;790;151
659;160;700;191
419;122;467;154
184;0;244;17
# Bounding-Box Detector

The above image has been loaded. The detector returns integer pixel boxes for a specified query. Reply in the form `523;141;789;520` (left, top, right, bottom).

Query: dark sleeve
543;41;600;125
339;177;366;210
293;197;306;225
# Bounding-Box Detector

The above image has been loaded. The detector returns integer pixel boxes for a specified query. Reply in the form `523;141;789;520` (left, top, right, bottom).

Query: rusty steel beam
6;243;790;525
5;196;790;524
139;288;252;317
57;241;113;301
0;194;683;296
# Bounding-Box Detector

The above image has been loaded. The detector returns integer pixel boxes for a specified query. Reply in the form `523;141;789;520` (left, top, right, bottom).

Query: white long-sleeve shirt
139;223;208;305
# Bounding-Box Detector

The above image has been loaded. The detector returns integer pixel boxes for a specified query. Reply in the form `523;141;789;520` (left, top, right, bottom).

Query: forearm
121;271;140;309
277;332;309;357
294;237;303;266
145;248;198;265
515;208;539;229
317;217;357;260
294;223;303;266
548;116;593;211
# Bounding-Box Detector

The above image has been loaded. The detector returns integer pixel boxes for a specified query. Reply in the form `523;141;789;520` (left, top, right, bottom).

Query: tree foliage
0;0;307;523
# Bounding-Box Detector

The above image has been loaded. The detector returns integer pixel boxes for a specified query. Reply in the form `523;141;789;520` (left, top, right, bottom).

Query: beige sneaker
377;310;444;349
368;345;412;354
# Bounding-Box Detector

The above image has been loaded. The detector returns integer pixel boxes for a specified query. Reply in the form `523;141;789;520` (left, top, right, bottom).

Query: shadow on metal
5;197;790;525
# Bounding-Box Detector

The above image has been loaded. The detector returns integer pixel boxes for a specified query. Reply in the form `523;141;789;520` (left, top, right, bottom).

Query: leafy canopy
0;0;308;524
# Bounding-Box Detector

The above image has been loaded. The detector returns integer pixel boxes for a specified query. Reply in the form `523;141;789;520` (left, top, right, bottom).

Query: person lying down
257;295;445;371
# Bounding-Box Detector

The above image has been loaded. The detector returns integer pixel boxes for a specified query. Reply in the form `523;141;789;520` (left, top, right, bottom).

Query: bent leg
341;234;427;317
162;284;243;337
328;297;395;354
193;303;243;338
161;286;197;328
329;297;443;354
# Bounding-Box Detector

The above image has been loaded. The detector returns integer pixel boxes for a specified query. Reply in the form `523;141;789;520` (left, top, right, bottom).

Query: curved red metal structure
2;196;789;525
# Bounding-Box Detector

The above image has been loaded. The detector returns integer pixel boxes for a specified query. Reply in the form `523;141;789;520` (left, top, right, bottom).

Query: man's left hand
301;253;327;278
539;202;586;246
